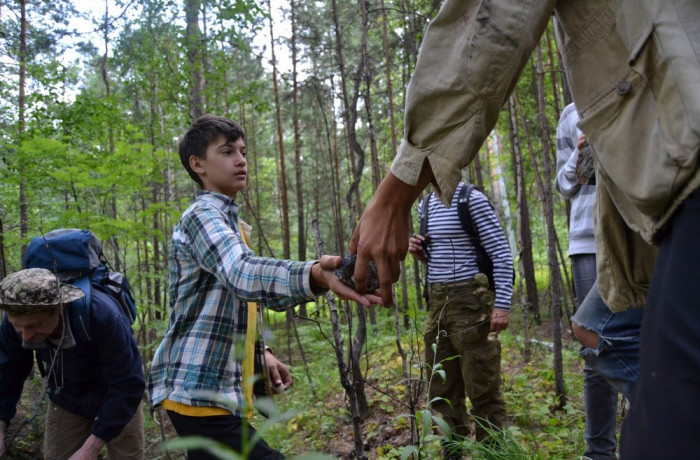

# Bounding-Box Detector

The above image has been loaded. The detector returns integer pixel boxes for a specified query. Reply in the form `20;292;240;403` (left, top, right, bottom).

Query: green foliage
255;307;590;459
451;422;531;460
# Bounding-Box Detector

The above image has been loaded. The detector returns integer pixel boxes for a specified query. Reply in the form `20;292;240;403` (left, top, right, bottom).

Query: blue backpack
23;229;137;339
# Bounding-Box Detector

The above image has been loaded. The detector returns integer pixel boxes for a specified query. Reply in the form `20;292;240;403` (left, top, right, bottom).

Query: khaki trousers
424;280;506;442
43;400;145;460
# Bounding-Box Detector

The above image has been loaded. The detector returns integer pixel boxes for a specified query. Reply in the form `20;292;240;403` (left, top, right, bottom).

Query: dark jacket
0;287;144;442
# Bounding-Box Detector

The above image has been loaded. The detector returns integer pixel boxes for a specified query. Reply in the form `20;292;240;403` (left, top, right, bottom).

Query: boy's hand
265;349;292;394
311;256;383;307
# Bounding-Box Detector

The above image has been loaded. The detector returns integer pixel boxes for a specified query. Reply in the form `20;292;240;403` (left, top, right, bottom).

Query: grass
251;302;593;459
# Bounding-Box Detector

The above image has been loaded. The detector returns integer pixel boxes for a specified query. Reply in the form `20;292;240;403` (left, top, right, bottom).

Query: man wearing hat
0;268;145;459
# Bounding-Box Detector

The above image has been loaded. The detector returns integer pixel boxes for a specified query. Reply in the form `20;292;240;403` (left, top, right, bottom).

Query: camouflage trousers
424;280;506;442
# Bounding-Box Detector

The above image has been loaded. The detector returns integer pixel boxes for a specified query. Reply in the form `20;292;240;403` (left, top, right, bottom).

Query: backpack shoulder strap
67;275;93;342
457;183;478;238
419;192;432;236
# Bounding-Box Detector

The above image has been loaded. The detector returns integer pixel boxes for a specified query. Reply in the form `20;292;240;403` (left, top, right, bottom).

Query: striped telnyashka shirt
419;182;513;311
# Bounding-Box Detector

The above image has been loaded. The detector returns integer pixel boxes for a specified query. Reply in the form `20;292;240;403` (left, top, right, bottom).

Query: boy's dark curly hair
179;115;245;187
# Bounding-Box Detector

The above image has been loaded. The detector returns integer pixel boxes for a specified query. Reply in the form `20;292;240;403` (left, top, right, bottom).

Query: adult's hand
576;133;587;151
408;234;429;262
68;434;105;460
490;309;510;333
349;170;432;306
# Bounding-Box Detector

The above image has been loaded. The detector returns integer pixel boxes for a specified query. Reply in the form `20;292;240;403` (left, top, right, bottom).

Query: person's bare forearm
349;165;434;305
380;166;434;208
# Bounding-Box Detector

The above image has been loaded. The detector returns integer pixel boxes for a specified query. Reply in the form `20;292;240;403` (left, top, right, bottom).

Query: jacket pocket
578;17;700;219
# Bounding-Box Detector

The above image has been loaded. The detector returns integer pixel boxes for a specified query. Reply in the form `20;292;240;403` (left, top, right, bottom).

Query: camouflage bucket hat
0;268;84;316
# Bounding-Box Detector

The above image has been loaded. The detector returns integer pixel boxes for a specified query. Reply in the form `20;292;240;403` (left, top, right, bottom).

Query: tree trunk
243;107;267;256
290;0;308;317
511;92;541;319
544;24;562;121
392;286;420;445
508;97;533;361
348;300;370;415
359;0;377;325
380;0;416;329
266;0;294;360
331;0;364;228
361;0;381;191
0;217;6;279
18;0;28;260
310;76;344;255
534;44;566;409
185;0;204;120
101;0;123;272
379;0;398;161
311;219;367;460
267;0;291;260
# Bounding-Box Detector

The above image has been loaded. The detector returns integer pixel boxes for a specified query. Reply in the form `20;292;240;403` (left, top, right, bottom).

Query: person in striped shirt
409;182;513;458
148;115;380;460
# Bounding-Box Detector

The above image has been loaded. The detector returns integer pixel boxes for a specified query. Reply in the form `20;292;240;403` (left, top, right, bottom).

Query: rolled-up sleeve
391;0;556;205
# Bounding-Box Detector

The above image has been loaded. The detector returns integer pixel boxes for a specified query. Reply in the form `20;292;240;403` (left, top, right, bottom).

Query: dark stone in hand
575;142;596;185
334;254;380;292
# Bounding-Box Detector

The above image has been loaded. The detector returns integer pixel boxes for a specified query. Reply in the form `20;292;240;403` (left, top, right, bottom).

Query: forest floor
6;308;621;460
288;319;587;460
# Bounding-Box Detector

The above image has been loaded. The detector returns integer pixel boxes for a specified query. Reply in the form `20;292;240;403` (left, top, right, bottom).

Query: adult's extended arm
349;170;432;306
350;0;555;305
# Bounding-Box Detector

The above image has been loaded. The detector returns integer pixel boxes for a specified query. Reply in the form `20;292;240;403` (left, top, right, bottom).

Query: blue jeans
571;257;630;460
571;254;597;308
573;283;643;401
621;187;700;459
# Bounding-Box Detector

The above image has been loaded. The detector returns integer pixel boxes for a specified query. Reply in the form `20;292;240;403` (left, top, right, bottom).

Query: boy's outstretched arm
310;256;383;307
349;169;433;306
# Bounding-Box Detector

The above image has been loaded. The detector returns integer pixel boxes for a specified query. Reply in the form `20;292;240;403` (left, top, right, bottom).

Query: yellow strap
239;221;258;419
161;399;231;416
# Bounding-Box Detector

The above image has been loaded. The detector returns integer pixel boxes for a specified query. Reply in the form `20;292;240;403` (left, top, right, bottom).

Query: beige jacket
391;0;699;312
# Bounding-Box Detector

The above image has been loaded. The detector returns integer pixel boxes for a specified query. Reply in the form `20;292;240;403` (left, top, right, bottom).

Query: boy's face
191;135;248;199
